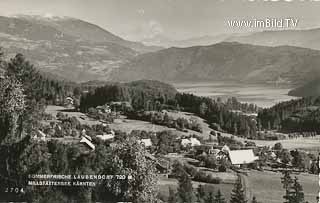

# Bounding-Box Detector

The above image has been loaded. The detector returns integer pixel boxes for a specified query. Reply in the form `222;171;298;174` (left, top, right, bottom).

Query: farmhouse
65;97;74;107
96;133;114;141
33;130;47;141
80;137;95;151
181;137;201;147
228;149;259;166
96;105;111;113
96;130;115;141
193;143;221;154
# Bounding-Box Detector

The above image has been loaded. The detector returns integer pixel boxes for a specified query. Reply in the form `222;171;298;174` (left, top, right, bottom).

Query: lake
174;82;298;108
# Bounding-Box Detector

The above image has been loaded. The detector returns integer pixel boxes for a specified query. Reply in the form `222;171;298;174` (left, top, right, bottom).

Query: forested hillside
2;52;76;104
257;96;320;133
80;80;178;112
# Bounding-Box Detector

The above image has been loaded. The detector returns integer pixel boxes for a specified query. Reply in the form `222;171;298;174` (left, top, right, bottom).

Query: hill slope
18;15;162;53
110;42;320;85
0;15;161;82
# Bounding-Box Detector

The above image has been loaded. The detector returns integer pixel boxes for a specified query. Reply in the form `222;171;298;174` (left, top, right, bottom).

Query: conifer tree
205;191;216;203
168;187;177;203
177;172;196;203
251;196;258;203
230;175;247;203
215;189;226;203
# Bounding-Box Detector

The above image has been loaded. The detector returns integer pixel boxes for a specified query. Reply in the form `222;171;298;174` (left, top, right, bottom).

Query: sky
1;0;320;41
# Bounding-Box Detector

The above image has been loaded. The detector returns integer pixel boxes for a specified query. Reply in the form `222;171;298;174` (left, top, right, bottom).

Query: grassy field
158;170;318;203
45;105;101;126
246;171;318;203
220;130;320;151
158;177;234;201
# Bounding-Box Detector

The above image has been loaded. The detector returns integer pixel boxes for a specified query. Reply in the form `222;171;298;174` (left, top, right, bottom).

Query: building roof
228;149;258;165
80;137;95;151
181;138;201;147
97;134;115;141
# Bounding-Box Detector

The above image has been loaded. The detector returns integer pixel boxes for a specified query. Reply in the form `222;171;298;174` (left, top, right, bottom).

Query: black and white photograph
0;0;319;202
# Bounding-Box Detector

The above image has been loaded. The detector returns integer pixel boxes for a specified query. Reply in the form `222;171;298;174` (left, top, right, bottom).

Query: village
33;96;319;203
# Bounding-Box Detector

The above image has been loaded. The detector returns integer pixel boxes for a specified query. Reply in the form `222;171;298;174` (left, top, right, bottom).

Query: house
110;101;132;112
97;134;115;141
97;130;115;141
80;137;95;151
33;130;47;141
181;137;201;147
96;105;111;113
65;97;74;107
228;149;259;166
193;144;220;154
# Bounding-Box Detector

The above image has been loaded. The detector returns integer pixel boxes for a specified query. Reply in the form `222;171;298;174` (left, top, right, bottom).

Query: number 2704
4;187;24;193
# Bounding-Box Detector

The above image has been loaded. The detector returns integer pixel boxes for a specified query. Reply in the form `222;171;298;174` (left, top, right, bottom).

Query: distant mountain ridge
0;15;161;82
225;28;320;50
17;15;162;53
141;28;320;50
110;42;320;85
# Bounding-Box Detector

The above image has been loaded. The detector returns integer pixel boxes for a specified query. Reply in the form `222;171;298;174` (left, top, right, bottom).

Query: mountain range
1;14;320;92
110;42;320;85
225;28;320;51
0;15;161;81
141;28;320;51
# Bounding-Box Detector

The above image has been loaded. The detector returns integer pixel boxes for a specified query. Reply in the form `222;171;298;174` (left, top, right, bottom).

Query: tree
274;142;283;151
196;184;206;203
168;187;178;203
290;177;305;203
251;196;258;203
280;150;292;165
215;189;226;203
109;137;158;203
0;76;26;144
230;175;247;203
199;102;208;116
281;171;305;203
205;191;216;203
177;172;196;203
309;159;319;174
281;171;293;191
